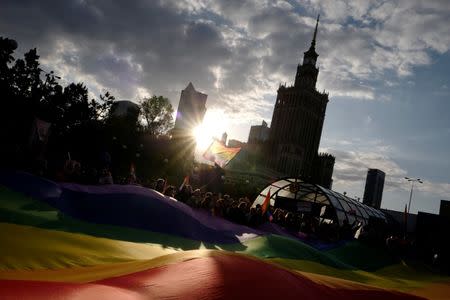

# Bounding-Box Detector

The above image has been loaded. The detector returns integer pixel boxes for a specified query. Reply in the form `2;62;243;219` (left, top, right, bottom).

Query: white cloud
378;94;392;102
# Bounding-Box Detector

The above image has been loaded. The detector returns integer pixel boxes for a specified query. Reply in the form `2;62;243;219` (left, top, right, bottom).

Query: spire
311;14;320;48
296;13;320;87
301;14;320;67
185;82;195;91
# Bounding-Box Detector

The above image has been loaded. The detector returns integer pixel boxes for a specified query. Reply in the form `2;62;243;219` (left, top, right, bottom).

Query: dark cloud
0;0;232;101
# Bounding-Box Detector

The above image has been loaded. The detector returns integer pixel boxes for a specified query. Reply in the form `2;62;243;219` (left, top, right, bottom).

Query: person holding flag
201;139;240;193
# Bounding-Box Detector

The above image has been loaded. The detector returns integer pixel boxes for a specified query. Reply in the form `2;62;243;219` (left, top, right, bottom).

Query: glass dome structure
252;178;386;226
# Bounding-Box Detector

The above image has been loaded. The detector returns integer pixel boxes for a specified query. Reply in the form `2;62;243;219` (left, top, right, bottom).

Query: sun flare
192;109;229;152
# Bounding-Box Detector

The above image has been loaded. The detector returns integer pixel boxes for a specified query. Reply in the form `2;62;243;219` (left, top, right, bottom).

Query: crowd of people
31;158;433;270
25;157;449;274
32;158;395;245
152;177;383;243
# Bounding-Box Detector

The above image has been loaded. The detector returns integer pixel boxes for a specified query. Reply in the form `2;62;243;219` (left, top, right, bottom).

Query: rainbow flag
261;188;271;215
1;171;450;299
203;140;241;167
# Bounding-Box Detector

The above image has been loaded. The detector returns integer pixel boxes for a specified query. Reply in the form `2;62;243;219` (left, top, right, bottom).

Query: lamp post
405;177;423;214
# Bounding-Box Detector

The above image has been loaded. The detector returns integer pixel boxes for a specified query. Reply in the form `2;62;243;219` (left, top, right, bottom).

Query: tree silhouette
140;95;174;136
0;36;115;171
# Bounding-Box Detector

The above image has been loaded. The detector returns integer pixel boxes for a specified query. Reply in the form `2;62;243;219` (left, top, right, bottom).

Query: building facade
268;15;330;179
363;168;385;209
248;120;270;144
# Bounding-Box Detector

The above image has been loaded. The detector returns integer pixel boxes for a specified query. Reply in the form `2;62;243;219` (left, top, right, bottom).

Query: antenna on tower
311;14;320;47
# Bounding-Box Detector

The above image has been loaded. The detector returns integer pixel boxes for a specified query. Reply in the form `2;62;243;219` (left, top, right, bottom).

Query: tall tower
174;82;207;133
311;153;335;189
172;82;207;169
363;169;385;209
268;15;330;179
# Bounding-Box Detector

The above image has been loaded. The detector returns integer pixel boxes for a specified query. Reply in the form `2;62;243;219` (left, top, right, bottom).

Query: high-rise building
174;82;207;134
363;169;385;209
311;153;335;189
439;200;450;218
268;15;330;179
248;120;270;144
172;83;207;166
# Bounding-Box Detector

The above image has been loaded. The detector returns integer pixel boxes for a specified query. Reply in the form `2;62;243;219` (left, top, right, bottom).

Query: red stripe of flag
261;189;271;216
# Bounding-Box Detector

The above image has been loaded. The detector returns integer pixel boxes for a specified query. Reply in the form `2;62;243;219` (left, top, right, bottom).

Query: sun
192;125;212;151
192;109;229;152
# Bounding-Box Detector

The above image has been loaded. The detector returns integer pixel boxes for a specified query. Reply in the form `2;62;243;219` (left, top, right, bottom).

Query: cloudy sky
2;0;449;214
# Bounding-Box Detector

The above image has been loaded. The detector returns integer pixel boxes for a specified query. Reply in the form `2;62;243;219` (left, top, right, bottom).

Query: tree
0;37;17;86
0;36;115;131
93;91;115;120
0;36;116;170
140;96;174;136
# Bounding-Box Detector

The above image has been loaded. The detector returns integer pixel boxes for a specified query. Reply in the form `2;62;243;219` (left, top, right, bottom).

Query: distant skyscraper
363;169;385;209
311;153;335;189
172;83;207;166
268;15;330;179
248;120;270;144
221;132;228;145
174;82;207;135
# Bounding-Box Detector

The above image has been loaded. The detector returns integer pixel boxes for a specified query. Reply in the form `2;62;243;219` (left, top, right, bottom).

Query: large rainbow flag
1;171;450;299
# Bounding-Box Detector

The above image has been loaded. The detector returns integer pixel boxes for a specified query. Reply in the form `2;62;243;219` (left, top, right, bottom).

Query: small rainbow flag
179;175;190;191
261;189;273;222
261;188;271;215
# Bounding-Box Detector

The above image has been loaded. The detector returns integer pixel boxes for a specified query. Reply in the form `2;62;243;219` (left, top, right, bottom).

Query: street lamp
404;177;423;214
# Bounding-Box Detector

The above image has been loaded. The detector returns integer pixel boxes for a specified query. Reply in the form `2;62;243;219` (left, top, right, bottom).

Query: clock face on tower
304;57;315;65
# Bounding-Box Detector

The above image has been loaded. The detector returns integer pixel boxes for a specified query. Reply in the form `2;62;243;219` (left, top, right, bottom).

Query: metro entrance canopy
253;178;386;226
